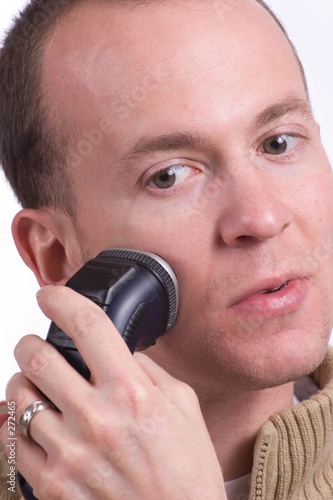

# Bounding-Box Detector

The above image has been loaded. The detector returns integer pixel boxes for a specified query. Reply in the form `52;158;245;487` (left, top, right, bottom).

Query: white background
0;1;332;399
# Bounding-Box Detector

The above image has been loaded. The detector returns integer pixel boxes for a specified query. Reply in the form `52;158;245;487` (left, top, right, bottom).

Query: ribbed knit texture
250;348;333;499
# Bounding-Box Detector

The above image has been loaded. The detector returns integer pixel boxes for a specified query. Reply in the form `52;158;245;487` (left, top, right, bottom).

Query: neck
198;382;294;481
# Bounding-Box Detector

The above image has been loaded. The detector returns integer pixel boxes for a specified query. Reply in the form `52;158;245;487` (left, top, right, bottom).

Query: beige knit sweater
1;348;333;500
250;347;333;499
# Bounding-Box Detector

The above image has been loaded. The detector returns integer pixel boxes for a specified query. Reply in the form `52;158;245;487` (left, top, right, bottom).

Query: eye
262;134;301;156
149;164;197;189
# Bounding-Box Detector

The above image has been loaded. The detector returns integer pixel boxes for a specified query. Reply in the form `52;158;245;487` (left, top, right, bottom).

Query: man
0;0;333;498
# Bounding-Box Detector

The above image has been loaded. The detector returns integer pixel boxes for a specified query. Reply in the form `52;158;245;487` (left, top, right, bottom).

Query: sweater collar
250;346;333;500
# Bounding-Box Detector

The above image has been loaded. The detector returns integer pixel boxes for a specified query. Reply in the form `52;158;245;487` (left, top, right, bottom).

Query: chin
146;305;333;396
229;326;331;391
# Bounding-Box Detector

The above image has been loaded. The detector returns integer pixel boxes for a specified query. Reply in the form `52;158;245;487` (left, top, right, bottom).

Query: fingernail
36;285;55;301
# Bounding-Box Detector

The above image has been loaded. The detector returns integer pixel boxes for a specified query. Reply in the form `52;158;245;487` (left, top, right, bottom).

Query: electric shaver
18;249;178;499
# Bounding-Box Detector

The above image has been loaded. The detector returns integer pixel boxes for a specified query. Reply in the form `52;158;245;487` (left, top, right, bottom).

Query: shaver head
96;248;179;334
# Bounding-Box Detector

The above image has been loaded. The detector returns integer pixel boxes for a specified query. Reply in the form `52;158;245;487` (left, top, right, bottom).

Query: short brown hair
0;0;308;218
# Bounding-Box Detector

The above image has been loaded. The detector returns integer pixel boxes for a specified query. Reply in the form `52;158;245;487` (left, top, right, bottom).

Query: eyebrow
118;96;314;170
118;131;210;169
251;96;313;130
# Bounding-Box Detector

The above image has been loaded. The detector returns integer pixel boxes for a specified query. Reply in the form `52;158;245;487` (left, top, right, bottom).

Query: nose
218;170;292;247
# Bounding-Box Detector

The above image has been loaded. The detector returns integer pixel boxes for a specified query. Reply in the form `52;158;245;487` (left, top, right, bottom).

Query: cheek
123;195;214;255
120;201;218;308
292;169;333;311
287;163;333;242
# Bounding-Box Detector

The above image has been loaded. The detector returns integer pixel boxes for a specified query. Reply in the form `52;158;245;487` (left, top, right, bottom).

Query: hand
0;286;226;499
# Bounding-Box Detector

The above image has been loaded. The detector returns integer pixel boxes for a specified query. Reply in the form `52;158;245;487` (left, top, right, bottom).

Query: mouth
259;281;289;294
230;277;309;317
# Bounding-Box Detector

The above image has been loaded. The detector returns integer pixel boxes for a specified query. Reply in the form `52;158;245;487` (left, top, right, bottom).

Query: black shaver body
19;249;178;499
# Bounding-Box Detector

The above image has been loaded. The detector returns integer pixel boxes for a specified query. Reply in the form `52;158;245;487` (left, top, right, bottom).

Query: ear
12;209;84;287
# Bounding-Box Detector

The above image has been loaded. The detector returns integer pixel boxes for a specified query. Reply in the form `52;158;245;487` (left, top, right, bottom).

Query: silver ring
19;400;56;438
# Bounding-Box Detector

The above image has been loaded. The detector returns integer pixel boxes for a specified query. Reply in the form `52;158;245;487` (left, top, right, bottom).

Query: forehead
42;0;307;148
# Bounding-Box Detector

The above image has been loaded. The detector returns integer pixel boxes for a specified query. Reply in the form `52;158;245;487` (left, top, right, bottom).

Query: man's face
43;0;333;393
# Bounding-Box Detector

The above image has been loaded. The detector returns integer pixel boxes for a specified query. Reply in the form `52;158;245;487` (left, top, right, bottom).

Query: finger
134;352;182;388
5;372;63;451
133;352;198;413
0;375;47;486
14;335;92;413
36;285;150;387
3;428;46;487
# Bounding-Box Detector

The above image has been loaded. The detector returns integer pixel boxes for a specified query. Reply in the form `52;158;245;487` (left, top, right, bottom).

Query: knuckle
112;378;151;419
122;378;150;408
78;404;113;446
6;375;34;417
69;306;107;341
9;388;25;413
82;404;103;432
25;345;57;379
36;469;63;499
172;379;198;403
5;372;24;399
58;440;86;473
38;445;88;498
78;401;136;451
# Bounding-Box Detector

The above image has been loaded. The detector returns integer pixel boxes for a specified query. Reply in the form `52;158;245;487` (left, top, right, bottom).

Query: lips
259;281;289;294
229;276;309;317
